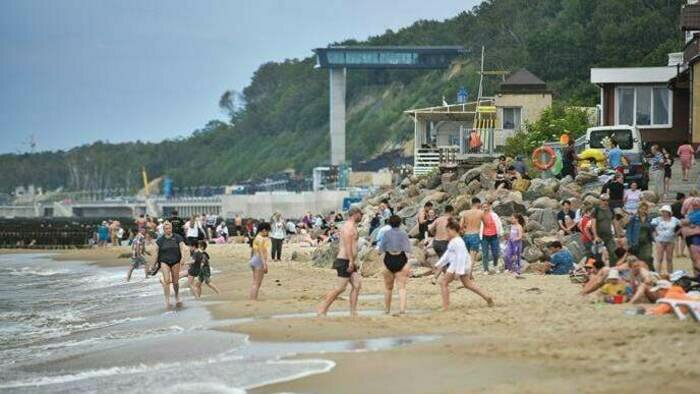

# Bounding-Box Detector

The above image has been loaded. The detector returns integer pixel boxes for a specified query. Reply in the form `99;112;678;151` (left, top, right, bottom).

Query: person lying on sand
435;219;493;311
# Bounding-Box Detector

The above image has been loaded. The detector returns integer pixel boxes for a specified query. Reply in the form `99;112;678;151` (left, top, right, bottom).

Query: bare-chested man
429;205;454;283
460;198;483;264
318;207;363;316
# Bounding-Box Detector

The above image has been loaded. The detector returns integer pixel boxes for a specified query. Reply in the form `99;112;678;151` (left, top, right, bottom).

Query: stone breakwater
313;162;661;275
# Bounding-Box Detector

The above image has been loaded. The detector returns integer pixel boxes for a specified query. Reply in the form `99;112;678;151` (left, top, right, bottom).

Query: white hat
650;280;672;292
659;205;673;214
607;269;620;280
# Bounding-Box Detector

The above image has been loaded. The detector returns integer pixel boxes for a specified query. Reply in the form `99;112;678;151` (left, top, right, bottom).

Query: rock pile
313;163;659;277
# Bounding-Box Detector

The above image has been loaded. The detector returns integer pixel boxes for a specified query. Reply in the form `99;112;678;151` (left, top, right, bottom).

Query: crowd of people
107;138;700;317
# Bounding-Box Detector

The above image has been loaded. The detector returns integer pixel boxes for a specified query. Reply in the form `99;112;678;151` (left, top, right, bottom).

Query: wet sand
5;244;699;393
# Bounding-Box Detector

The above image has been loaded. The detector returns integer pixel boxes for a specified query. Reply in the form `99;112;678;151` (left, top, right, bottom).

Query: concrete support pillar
330;67;346;165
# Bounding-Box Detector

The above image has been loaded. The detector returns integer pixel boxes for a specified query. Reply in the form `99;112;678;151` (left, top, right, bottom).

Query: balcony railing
413;129;518;175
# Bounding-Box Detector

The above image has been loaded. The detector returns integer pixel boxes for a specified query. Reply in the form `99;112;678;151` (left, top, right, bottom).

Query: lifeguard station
406;61;552;175
406;99;506;175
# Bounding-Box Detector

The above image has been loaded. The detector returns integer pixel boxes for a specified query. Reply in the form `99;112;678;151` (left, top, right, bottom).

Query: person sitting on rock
542;241;574;275
557;200;577;236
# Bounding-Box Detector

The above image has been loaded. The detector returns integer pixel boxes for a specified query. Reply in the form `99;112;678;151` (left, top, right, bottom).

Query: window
616;86;672;127
345;51;379;64
502;107;521;130
653;87;669;125
448;133;460;146
378;52;417;65
588;129;634;150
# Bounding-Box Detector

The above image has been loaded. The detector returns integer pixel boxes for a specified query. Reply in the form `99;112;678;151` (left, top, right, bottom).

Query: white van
575;125;648;188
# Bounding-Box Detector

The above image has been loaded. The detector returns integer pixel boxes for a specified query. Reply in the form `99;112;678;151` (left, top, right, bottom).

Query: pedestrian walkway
663;160;700;202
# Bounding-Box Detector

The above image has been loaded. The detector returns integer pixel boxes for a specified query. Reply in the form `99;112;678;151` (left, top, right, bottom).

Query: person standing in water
378;215;412;315
126;227;147;282
193;241;221;297
436;220;494;311
153;222;187;309
318;207;363;316
249;222;271;300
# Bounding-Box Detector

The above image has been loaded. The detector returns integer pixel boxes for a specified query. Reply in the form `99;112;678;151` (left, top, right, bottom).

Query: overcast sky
0;0;477;154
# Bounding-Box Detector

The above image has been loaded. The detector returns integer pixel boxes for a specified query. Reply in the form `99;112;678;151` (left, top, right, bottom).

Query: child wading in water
504;214;525;275
436;219;494;311
193;241;221;297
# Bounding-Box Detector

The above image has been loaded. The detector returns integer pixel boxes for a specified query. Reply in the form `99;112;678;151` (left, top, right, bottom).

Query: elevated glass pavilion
312;46;467;165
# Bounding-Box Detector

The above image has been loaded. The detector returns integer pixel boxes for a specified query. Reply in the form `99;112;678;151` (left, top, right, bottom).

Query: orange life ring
532;146;557;170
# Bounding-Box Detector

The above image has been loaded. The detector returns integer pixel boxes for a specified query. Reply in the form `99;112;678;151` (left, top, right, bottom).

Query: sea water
0;254;435;393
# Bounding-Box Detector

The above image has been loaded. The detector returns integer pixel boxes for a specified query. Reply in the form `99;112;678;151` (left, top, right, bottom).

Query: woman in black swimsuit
154;222;187;309
377;215;412;314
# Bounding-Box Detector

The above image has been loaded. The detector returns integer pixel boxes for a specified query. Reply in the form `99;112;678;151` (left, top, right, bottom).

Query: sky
0;0;477;154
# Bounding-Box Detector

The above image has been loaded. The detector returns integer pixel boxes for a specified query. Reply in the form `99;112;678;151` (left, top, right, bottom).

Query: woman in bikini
249;222;271;300
377;215;412;314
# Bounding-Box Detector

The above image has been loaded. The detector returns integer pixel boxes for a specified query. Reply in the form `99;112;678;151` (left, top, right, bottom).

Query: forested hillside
0;0;683;193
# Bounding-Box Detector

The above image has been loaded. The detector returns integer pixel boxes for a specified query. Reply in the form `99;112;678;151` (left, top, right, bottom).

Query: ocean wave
0;351;246;388
0;324;187;367
7;267;71;277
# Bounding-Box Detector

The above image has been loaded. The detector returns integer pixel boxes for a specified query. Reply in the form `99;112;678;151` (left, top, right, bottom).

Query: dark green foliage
503;104;592;157
0;0;683;192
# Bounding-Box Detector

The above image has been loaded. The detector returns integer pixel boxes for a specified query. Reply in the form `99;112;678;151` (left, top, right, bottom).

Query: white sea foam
243;359;336;390
0;352;245;389
7;266;71;276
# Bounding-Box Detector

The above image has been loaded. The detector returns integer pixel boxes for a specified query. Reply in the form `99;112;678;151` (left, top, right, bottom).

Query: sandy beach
6;244;699;393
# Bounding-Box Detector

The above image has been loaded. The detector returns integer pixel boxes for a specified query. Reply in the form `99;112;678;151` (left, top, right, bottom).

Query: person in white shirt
216;221;229;241
184;215;203;246
436;219;494;311
270;213;286;262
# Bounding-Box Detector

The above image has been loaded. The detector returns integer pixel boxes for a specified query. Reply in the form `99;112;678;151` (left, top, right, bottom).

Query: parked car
575;125;648;189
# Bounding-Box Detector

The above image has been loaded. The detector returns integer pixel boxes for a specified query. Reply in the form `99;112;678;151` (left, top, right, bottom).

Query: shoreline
2;246;699;393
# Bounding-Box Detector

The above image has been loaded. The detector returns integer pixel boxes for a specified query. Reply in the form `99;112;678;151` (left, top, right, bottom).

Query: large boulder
442;181;460;197
583;195;601;207
493;198;526;217
480;168;497;190
524;178;559;200
406;184;420;198
559;175;575;187
396;205;419;220
528;208;559;232
460;166;483;184
400;177;411;188
522;246;544;263
451;194;473;213
533;235;559;249
422;191;448;205
525;219;544;233
532;196;560;210
311;242;339;268
575;171;598;186
441;172;456;184
466;179;482;195
563;232;585;263
359;247;383;277
558;183;582;201
425;172;441;189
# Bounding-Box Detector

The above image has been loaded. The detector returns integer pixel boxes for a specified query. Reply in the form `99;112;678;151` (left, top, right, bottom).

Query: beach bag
513;178;530;192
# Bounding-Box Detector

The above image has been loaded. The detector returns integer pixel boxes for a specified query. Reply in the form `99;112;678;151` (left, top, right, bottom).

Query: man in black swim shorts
318;207;363;316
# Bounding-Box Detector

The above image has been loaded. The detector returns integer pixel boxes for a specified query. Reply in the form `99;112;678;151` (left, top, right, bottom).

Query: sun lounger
655;298;700;322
